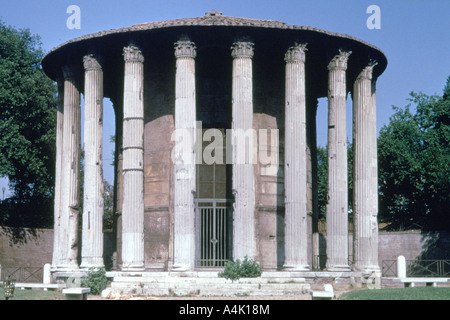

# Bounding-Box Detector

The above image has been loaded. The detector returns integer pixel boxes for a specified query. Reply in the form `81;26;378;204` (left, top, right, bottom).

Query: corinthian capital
328;50;352;71
83;54;102;70
285;43;307;63
174;40;197;59
357;61;378;80
231;41;254;59
123;45;144;63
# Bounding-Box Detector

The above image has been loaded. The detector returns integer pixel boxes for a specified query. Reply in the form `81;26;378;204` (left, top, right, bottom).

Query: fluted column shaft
231;41;255;260
353;63;380;273
81;54;104;269
121;45;145;271
59;65;81;270
172;40;197;270
283;44;309;270
326;51;351;271
52;78;64;269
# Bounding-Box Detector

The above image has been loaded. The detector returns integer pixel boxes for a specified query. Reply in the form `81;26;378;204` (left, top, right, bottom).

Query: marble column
121;45;145;271
231;41;256;261
283;43;309;270
81;54;105;269
352;62;380;274
326;50;351;271
59;64;81;270
52;78;64;270
172;39;197;270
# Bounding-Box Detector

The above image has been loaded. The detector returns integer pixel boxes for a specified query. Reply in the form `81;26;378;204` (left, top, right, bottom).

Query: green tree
316;142;353;222
316;145;327;221
0;20;56;227
378;77;450;230
103;180;114;231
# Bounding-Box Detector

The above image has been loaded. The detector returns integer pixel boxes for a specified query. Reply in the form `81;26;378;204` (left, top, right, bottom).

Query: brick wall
0;227;53;268
1;226;448;271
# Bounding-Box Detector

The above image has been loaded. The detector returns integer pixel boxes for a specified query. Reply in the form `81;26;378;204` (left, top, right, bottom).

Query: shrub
218;256;262;281
80;267;109;295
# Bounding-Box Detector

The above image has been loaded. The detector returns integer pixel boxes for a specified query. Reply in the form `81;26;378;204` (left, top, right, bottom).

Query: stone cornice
285;43;307;63
328;50;352;71
174;40;197;59
123;45;144;63
231;41;254;59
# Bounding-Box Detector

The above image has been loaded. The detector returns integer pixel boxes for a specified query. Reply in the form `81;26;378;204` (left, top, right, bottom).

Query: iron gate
382;259;450;277
195;199;233;267
1;267;43;283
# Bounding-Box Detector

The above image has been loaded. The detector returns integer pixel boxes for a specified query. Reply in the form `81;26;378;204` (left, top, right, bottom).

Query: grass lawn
339;287;450;300
0;288;65;300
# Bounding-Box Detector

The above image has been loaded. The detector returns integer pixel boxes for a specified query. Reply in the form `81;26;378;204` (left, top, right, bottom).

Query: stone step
109;275;311;297
105;270;357;297
107;271;220;278
107;270;335;278
111;281;307;290
107;271;353;280
109;281;310;297
108;287;309;297
111;276;306;284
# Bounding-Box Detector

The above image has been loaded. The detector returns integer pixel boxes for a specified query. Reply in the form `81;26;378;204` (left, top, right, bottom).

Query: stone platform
105;271;355;297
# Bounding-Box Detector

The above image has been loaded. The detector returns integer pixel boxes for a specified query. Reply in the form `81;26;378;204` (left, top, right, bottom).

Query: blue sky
0;0;449;195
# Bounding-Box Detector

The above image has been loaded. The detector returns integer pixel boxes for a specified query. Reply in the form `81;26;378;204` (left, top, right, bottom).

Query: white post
397;255;406;278
43;264;52;284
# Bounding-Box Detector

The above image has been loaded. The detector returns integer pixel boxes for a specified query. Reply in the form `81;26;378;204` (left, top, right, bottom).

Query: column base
52;264;80;273
121;264;145;272
171;264;193;272
80;261;105;270
282;264;310;272
326;265;352;272
353;264;381;275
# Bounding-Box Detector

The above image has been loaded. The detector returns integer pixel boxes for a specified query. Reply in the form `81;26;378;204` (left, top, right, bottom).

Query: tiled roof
43;12;384;59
